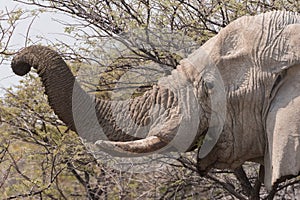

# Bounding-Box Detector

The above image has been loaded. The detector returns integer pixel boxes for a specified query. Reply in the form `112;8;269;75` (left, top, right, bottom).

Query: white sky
0;1;74;94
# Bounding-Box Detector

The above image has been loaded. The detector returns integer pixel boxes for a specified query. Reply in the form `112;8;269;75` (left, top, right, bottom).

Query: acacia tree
1;0;300;199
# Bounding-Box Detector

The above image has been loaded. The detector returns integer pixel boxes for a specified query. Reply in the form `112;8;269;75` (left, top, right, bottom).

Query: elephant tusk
95;136;168;157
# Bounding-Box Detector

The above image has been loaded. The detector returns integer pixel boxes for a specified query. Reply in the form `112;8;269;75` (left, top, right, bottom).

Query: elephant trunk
11;45;186;155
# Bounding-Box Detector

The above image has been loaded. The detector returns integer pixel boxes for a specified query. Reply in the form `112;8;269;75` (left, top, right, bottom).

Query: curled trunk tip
11;56;32;76
11;45;50;76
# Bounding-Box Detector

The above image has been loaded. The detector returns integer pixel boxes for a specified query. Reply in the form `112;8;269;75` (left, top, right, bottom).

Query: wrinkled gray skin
11;11;300;189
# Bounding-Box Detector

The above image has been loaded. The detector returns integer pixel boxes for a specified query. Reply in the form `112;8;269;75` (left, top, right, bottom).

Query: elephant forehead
194;11;300;92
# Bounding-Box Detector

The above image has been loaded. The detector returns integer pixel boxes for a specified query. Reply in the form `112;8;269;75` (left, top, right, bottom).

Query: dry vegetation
1;0;300;199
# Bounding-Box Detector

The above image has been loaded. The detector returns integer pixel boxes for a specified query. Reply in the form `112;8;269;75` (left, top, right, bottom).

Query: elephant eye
205;81;214;90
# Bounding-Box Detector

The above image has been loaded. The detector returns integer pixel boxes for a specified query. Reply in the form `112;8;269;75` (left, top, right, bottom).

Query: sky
0;1;74;94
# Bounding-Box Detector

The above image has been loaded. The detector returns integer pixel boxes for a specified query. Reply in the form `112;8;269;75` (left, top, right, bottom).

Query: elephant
11;11;300;190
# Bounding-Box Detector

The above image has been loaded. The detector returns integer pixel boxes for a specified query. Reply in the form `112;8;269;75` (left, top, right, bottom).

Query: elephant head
11;10;300;189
